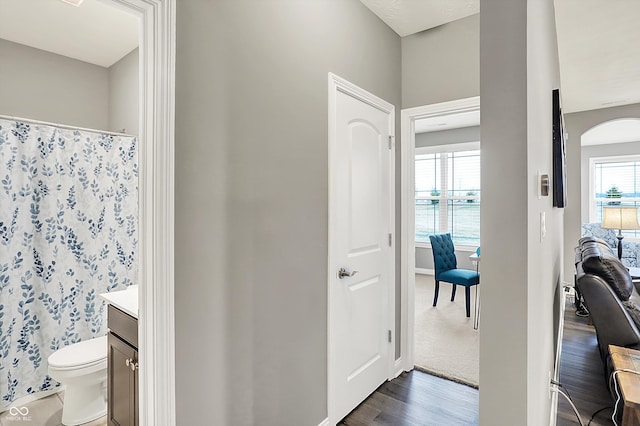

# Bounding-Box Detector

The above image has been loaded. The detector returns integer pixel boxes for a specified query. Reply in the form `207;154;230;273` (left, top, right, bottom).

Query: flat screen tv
552;88;567;208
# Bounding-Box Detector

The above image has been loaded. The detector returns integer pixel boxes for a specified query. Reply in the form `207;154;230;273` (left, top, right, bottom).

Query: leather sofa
575;237;640;380
582;223;640;267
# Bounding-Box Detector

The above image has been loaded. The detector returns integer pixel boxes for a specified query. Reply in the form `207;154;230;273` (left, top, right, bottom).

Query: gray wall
415;125;481;270
402;15;480;274
108;48;139;135
174;1;401;425
563;104;640;279
402;14;479;109
0;38;109;130
480;0;562;423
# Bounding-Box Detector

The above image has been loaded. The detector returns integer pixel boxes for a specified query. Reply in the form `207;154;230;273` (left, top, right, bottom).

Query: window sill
416;242;479;252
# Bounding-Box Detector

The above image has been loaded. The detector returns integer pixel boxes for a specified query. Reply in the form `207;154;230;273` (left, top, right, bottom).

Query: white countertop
99;285;138;319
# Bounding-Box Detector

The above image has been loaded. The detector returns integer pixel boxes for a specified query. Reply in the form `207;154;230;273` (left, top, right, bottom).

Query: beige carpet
414;273;479;388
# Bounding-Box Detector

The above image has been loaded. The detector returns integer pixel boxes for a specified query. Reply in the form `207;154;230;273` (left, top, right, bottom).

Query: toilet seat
48;336;107;370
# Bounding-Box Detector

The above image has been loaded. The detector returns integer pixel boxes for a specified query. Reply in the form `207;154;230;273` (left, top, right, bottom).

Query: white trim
589;153;640;163
415;141;480;155
453;246;480;253
553;291;566;380
328;73;395;114
438;147;449;232
588;157;596;223
327;73;395;424
549;289;567;426
416;242;479;252
416;268;434;275
393;358;404;378
588;154;640;223
317;418;331;426
400;97;480;373
104;1;176;426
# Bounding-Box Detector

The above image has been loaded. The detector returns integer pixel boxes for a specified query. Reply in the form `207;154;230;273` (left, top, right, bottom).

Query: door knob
338;268;358;279
125;358;139;371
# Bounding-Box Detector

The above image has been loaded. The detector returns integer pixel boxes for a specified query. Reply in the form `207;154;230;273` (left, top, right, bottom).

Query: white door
328;74;395;423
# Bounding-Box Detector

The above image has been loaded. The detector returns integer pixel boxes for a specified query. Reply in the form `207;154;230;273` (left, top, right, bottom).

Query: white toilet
47;335;108;426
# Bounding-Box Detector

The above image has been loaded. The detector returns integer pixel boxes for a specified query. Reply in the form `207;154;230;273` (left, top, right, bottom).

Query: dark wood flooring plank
340;371;478;426
556;297;614;426
343;295;610;426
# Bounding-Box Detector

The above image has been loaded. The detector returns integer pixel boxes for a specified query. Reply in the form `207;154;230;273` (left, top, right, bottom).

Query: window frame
589;154;640;241
415;141;481;250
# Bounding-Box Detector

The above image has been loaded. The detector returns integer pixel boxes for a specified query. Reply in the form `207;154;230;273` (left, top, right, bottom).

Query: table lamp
601;206;640;260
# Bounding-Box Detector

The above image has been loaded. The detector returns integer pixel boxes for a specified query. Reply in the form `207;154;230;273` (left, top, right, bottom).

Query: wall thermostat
540;174;550;197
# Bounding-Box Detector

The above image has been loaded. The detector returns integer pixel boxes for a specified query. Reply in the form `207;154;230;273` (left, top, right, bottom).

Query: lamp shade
601;206;640;230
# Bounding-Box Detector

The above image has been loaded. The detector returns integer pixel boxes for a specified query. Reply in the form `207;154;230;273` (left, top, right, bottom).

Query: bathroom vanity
100;287;139;426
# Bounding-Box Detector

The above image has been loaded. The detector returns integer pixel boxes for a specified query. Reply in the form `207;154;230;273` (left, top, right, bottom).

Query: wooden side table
609;345;640;425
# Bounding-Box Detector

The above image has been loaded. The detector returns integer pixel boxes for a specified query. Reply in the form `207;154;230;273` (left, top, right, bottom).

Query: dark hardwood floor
556;297;614;426
340;295;614;426
339;370;478;426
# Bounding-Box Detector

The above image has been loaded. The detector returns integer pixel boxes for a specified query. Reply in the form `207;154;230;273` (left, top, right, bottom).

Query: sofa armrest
577;273;640;361
582;223;618;248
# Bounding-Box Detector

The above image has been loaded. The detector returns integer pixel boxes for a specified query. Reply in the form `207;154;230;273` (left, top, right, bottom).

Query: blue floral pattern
0;119;137;408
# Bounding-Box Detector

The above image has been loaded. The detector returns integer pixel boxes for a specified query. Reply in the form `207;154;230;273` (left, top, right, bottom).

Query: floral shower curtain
0;118;138;408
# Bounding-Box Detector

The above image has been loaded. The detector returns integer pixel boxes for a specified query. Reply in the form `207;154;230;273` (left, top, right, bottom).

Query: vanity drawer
108;304;138;348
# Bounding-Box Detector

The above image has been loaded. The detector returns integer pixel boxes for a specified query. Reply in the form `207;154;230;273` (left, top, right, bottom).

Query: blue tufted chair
429;233;480;317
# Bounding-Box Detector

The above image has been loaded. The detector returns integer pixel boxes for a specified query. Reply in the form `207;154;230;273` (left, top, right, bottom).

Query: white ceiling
361;0;640;116
359;0;478;37
0;0;138;68
554;0;640;113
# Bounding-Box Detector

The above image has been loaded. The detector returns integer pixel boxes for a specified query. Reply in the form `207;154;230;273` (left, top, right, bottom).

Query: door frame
105;1;175;425
399;97;480;372
327;73;396;424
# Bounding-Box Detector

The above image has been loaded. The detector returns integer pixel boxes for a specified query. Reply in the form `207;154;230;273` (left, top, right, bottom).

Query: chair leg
465;286;471;317
433;281;440;307
451;284;457;301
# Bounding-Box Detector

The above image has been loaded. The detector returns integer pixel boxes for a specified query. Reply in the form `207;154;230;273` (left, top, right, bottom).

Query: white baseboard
416;268;434;275
317;417;331;426
393;358;405;378
549;392;559;426
549;290;567;426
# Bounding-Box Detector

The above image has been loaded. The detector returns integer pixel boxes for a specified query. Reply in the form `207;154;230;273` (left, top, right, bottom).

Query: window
591;156;640;238
416;143;480;246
